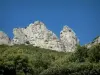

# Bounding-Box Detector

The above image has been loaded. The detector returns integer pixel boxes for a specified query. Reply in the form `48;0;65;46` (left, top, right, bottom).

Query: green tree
74;45;88;62
88;43;100;62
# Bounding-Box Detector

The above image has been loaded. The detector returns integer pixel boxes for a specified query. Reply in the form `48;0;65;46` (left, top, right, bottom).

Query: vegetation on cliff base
0;43;100;75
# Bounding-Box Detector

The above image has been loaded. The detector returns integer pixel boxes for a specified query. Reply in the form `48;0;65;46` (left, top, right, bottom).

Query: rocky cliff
60;26;79;52
12;21;79;52
12;21;64;51
86;36;100;48
0;21;79;52
0;31;10;45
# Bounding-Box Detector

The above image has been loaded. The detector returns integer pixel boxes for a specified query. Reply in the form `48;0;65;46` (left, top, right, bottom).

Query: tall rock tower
60;26;79;52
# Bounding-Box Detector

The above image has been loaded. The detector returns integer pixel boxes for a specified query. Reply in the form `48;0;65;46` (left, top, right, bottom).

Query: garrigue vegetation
0;43;100;75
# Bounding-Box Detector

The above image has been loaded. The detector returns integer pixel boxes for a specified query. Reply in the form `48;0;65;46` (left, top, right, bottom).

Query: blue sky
0;0;100;45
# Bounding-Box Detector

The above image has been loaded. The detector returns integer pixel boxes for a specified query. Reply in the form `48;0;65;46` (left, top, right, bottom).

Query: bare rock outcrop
12;21;64;52
0;31;10;45
60;26;79;52
86;36;100;48
1;21;79;52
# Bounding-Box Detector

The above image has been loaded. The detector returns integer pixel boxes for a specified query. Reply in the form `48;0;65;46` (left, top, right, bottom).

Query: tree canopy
0;43;100;75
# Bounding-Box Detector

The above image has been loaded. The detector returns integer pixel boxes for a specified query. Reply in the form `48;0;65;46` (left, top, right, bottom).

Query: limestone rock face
12;21;79;52
13;21;64;52
0;31;10;45
86;36;100;48
92;36;100;44
60;26;79;52
12;28;27;44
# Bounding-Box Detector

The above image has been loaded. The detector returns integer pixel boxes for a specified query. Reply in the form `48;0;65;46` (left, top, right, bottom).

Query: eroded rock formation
86;36;100;48
0;31;10;45
0;21;79;52
12;21;79;52
60;26;79;52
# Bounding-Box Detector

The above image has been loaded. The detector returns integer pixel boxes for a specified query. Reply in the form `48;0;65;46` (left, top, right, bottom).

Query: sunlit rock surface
60;26;79;52
13;21;64;52
0;31;10;45
0;21;79;52
86;36;100;48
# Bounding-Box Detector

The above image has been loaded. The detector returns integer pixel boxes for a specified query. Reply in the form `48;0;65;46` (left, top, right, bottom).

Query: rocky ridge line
0;21;79;52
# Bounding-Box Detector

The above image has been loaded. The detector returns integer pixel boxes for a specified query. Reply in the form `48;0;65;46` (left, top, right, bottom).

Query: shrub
40;62;100;75
0;43;100;75
74;45;88;62
88;43;100;62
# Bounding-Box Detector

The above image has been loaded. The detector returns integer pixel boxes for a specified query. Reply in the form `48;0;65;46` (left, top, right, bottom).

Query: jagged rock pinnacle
60;25;79;52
